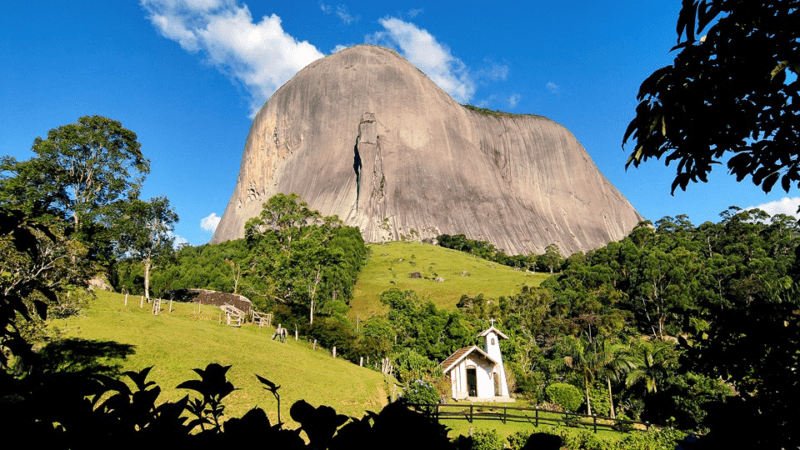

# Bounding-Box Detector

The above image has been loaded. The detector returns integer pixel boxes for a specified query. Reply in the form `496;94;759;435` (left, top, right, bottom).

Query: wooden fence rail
409;403;653;434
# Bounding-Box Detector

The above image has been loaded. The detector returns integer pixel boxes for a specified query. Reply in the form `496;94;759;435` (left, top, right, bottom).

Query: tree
562;337;600;415
594;339;635;420
114;197;178;301
1;116;150;262
538;243;563;274
0;208;88;372
624;0;800;193
625;340;673;395
245;193;368;326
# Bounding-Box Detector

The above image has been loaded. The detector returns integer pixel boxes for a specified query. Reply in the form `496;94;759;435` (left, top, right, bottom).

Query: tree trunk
308;265;322;326
584;374;592;415
144;257;151;301
607;376;616;419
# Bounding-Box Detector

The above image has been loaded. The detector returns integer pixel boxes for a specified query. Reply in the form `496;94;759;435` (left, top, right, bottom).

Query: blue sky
2;0;797;248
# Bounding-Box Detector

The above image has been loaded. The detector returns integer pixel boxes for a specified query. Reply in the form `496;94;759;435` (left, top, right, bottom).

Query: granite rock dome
211;45;641;255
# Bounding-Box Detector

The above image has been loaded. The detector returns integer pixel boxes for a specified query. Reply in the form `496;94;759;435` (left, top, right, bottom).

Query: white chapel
440;323;514;402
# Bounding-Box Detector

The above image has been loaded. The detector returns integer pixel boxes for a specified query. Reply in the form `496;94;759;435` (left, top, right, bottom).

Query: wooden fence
409;403;654;434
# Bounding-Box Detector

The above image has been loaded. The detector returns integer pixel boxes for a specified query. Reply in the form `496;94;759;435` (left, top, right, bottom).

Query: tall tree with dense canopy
114;197;178;301
0;116;150;263
624;0;800;193
245;193;366;325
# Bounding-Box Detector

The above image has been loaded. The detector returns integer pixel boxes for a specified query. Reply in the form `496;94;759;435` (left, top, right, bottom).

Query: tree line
431;209;800;447
436;234;564;273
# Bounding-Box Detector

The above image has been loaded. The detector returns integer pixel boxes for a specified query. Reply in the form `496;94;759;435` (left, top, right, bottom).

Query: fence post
436;403;439;420
332;346;336;358
360;356;363;367
593;414;597;433
469;403;473;423
313;339;317;350
125;293;128;306
535;409;539;427
503;405;507;424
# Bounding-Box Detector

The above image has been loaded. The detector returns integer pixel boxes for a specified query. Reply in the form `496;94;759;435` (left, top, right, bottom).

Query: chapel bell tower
478;321;510;397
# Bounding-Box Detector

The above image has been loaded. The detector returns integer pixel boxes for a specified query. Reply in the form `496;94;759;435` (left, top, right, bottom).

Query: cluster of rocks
168;289;252;314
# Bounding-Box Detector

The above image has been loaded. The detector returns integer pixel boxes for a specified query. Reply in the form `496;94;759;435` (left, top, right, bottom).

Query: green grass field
45;281;645;444
50;291;391;427
351;241;549;319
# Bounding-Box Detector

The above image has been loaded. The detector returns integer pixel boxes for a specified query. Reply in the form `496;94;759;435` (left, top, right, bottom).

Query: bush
617;428;686;450
400;379;440;405
555;427;608;450
471;429;504;450
588;385;611;417
392;348;440;384
546;383;583;413
507;430;532;450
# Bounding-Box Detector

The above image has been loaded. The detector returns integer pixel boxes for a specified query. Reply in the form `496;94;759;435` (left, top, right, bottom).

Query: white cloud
169;231;190;249
367;17;476;103
479;62;508;81
546;81;560;94
509;94;521;108
201;212;222;232
747;197;800;218
318;2;359;24
407;8;424;19
336;5;359;24
141;0;324;116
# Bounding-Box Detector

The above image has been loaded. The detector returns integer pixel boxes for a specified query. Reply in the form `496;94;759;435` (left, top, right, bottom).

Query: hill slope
350;241;549;319
212;45;641;255
52;291;389;426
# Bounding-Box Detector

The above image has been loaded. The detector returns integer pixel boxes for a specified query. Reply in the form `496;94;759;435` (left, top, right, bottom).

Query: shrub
555;426;608;450
392;348;440;384
588;385;611;417
546;383;583;413
617;428;686;450
471;429;504;450
507;430;532;450
400;379;440;405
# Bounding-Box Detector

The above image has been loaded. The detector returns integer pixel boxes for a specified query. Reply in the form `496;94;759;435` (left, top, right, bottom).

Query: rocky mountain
211;45;641;255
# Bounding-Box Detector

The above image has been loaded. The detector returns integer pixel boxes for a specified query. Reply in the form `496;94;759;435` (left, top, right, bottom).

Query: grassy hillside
351;241;548;319
50;291;390;426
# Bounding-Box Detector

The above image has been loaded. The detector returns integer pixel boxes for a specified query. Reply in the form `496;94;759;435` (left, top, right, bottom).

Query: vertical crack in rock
356;113;378;214
353;136;362;211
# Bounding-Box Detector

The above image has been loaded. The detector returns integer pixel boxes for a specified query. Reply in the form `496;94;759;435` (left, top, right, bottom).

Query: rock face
211;45;641;255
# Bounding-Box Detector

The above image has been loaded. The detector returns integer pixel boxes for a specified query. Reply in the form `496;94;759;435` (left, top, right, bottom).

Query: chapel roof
440;345;498;373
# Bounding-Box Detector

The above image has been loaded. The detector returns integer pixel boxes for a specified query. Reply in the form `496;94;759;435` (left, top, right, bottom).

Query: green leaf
762;172;779;193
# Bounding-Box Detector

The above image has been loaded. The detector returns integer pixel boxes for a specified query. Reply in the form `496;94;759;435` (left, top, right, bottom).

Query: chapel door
466;367;477;397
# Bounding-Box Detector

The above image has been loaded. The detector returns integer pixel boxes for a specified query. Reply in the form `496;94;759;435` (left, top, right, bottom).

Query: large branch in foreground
624;0;800;194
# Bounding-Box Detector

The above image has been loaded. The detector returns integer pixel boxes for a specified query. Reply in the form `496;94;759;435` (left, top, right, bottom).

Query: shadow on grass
37;338;136;377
